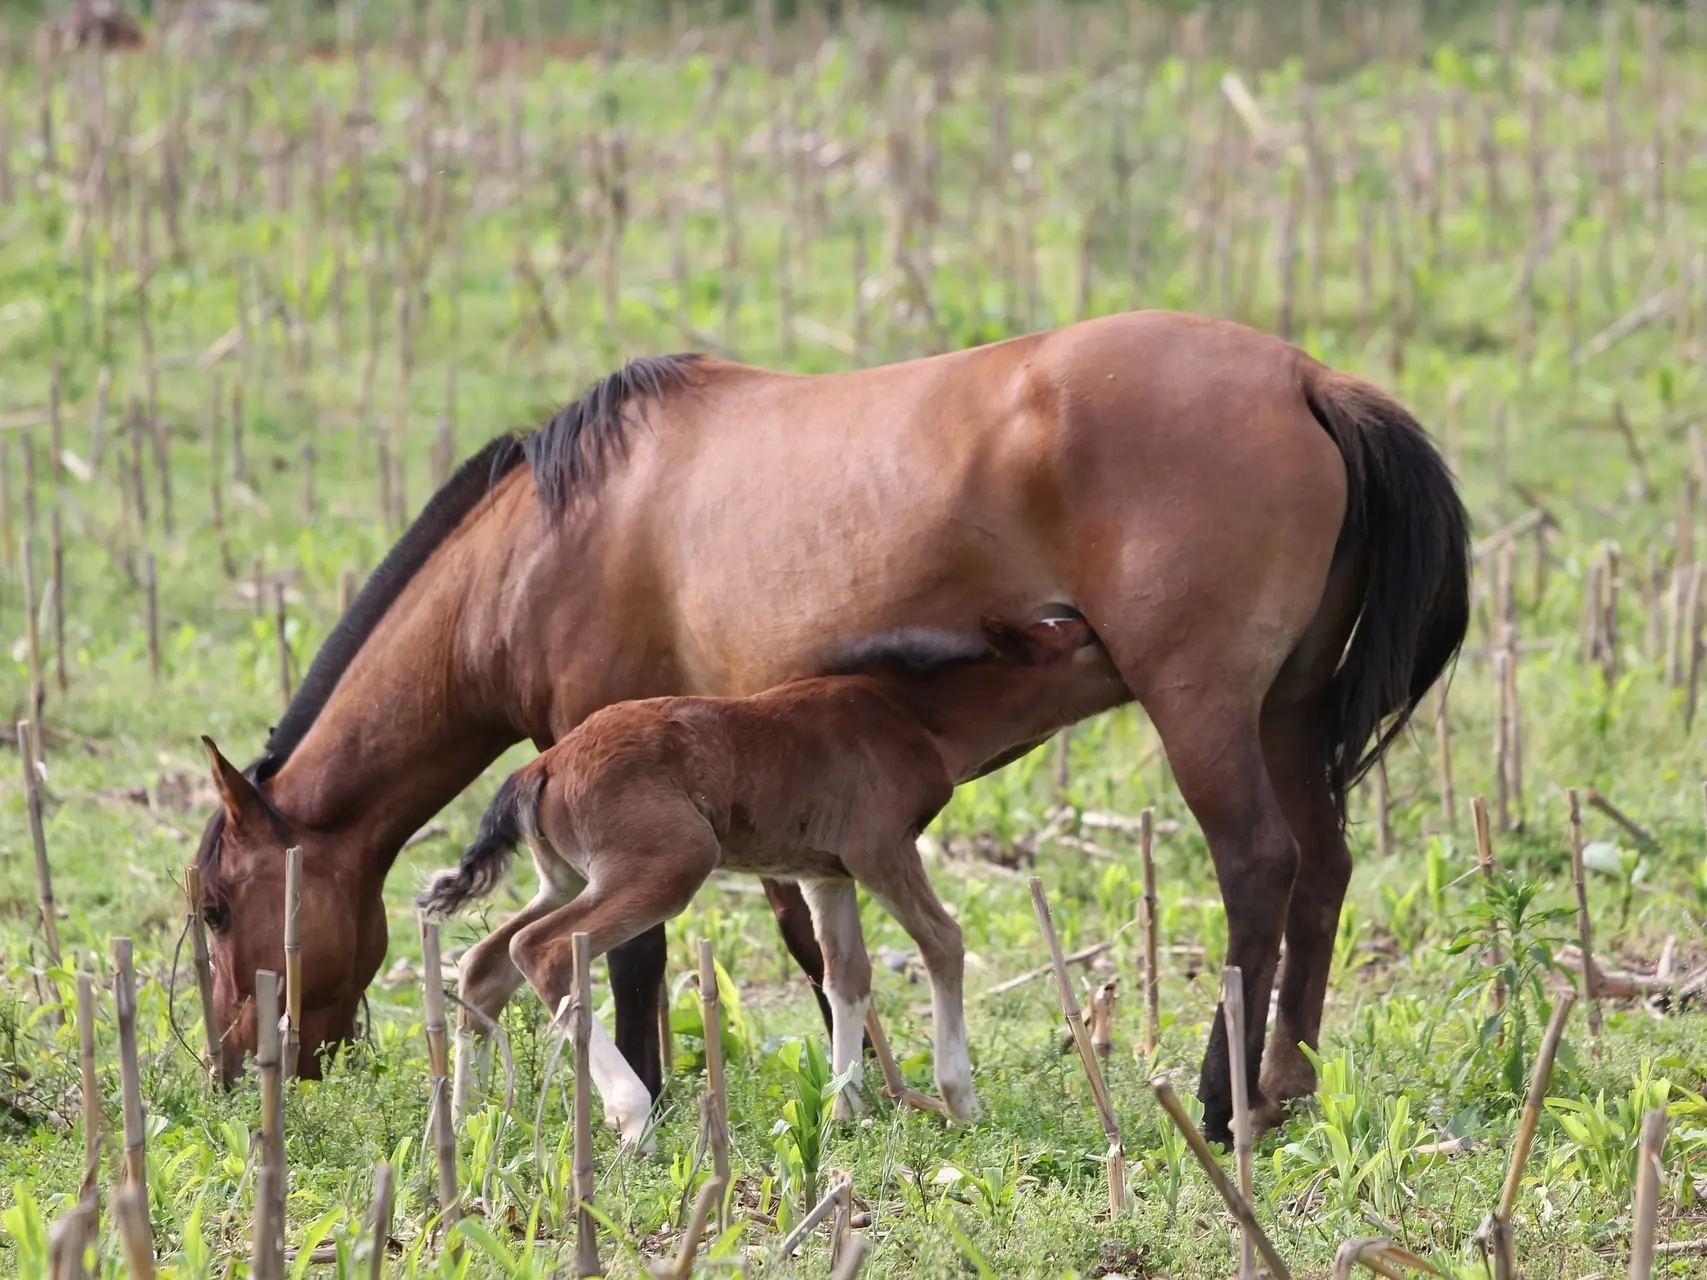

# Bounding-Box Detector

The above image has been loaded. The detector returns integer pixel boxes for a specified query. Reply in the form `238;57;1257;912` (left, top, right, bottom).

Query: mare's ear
202;736;268;830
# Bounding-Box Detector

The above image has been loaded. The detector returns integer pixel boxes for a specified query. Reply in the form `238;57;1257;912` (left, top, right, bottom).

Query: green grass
3;3;1707;1277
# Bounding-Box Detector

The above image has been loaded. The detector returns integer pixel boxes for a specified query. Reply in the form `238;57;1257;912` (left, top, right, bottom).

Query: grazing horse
417;613;1127;1146
193;310;1469;1144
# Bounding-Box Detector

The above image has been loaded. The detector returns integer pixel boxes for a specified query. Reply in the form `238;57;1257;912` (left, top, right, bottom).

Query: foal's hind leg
1257;698;1352;1122
857;846;977;1121
510;804;721;1150
451;850;583;1122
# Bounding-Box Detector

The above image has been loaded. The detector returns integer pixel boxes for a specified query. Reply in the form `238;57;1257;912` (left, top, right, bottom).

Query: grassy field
3;2;1707;1276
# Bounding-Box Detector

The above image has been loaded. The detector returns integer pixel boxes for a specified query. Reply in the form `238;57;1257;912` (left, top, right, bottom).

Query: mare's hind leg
1258;698;1353;1123
762;878;839;1037
1142;688;1300;1148
798;878;872;1120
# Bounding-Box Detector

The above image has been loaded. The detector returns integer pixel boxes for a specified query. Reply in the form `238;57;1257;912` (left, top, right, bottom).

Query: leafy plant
1444;873;1575;1099
767;1035;853;1213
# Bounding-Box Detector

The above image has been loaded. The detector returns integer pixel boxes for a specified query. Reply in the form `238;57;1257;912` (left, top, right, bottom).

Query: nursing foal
419;613;1125;1146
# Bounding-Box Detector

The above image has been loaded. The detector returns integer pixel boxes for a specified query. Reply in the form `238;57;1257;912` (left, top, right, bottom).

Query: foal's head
824;611;1130;781
192;738;380;1084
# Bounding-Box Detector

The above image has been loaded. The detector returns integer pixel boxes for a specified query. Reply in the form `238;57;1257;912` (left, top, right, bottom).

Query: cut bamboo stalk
1223;968;1255;1280
366;1162;393;1280
572;932;602;1277
657;972;673;1083
77;965;101;1219
1567;790;1604;1043
1434;684;1456;832
1471;796;1504;1012
253;1162;282;1280
829;1234;871;1280
1629;1108;1667;1280
1686;566;1705;729
1488;991;1574;1274
1151;1076;1291;1279
863;1006;951;1115
1139;805;1160;1056
274;578;291;710
143;552;159;682
664;1175;723;1279
1028;877;1128;1216
1087;979;1117;1059
255;968;284;1273
183;868;218;1075
418;916;460;1234
697;939;732;1215
283;846;302;1080
113;938;149;1215
23;535;44;725
1503;626;1524;827
19;720;62;975
50;508;66;693
1492;649;1511;830
777;1175;853;1259
112;1186;155;1280
48;1197;93;1280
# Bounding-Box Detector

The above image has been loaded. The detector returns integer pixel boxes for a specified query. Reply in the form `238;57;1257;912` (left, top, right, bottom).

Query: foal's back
545;675;954;877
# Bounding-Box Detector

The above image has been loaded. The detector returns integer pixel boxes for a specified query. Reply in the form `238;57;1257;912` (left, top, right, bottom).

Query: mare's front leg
798;878;872;1120
858;847;977;1121
607;927;669;1101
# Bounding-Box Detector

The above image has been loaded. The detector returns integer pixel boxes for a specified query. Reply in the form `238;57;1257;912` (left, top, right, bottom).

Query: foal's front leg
798;878;872;1120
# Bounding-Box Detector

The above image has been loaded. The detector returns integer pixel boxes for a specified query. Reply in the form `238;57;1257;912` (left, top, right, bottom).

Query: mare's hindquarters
1057;325;1467;1143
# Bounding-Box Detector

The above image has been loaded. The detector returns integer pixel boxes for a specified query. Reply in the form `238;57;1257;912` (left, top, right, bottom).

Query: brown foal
194;310;1469;1145
419;614;1127;1147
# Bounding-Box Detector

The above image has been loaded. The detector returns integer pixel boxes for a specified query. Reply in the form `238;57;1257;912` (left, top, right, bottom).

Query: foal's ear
977;615;1041;663
1026;616;1093;661
202;736;267;830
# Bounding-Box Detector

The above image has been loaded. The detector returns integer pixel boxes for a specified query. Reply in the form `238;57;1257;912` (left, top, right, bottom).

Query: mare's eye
202;905;230;933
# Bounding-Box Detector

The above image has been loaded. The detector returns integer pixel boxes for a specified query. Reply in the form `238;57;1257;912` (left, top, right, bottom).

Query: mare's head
193;737;385;1085
824;610;1131;781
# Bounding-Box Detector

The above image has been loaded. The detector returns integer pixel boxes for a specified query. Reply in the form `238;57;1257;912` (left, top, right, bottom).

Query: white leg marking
586;1012;656;1155
800;879;873;1121
825;987;870;1119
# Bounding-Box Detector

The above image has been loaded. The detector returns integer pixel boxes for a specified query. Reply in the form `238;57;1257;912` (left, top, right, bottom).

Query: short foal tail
1303;364;1472;822
417;767;546;917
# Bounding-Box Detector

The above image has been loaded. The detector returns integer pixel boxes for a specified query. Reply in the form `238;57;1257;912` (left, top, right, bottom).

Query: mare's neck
262;508;534;885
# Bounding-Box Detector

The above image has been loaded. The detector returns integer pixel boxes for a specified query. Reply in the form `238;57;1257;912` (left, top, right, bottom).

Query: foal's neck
876;658;1116;782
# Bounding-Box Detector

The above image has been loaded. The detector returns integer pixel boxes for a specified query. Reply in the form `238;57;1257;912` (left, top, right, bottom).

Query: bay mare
193;310;1469;1143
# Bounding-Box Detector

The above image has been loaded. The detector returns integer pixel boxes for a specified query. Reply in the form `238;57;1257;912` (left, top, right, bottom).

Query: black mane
522;353;702;516
249;352;703;784
813;627;991;680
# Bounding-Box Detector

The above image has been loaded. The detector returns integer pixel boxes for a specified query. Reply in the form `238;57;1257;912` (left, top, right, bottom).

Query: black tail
416;768;544;917
1304;364;1472;823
